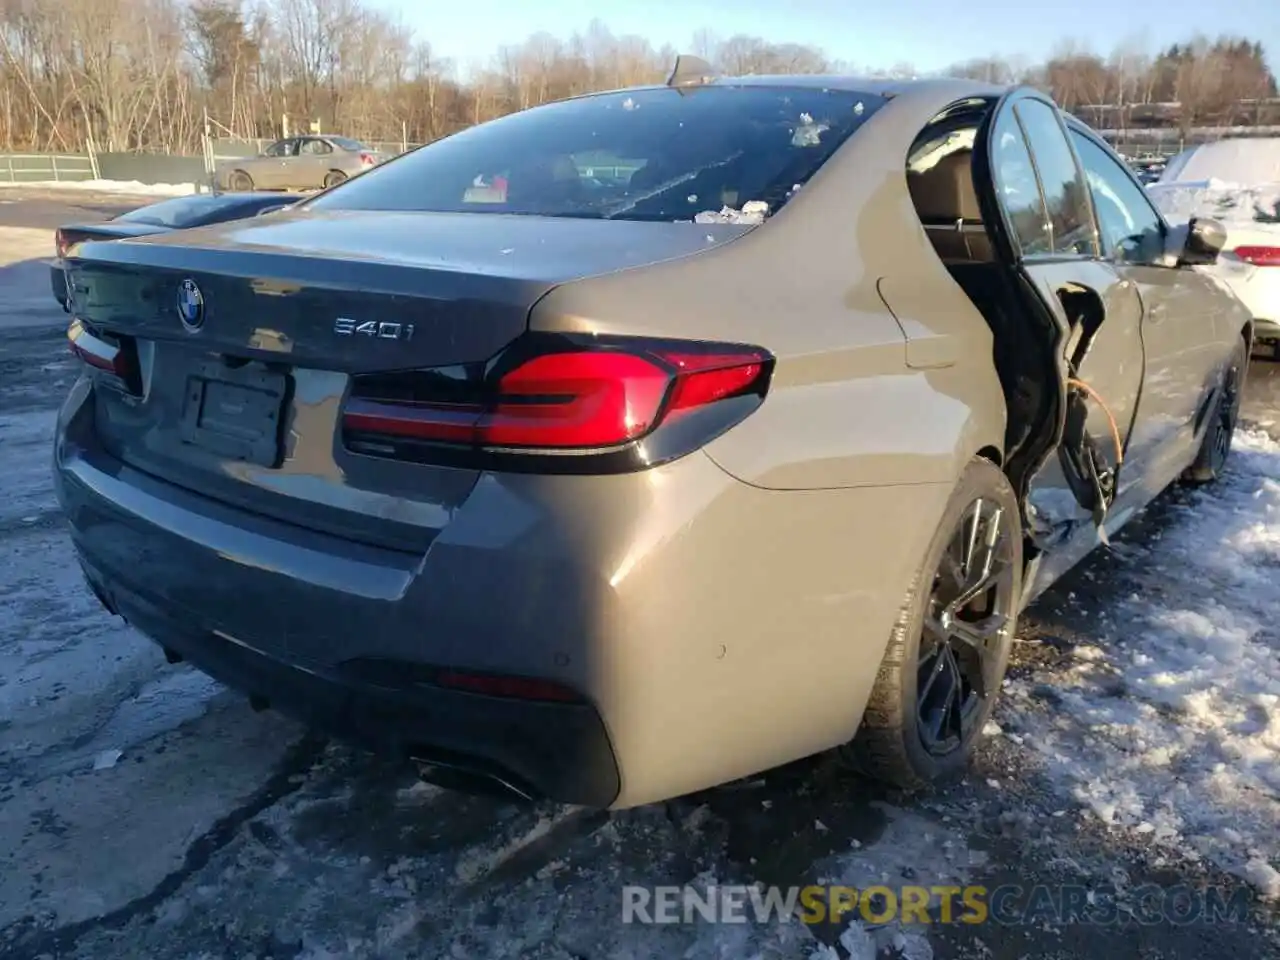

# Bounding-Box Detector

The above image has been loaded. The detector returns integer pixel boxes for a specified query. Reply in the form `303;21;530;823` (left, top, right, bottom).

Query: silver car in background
215;136;385;192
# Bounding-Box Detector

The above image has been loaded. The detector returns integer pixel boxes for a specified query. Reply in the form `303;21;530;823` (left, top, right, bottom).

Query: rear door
974;89;1146;536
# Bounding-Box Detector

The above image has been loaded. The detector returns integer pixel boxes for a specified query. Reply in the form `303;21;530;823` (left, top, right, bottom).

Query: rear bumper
75;555;620;804
55;378;620;806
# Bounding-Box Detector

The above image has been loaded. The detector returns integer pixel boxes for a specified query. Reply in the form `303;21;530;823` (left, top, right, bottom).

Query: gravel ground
0;191;1277;960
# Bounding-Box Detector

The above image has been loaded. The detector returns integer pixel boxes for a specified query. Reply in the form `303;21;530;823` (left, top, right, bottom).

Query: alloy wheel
916;497;1017;757
1209;358;1243;473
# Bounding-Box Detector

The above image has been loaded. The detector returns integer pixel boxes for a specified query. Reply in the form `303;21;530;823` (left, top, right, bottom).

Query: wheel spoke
922;704;948;748
938;550;966;600
950;545;1004;610
918;651;947;703
949;613;1008;653
962;499;983;579
917;652;952;748
942;647;965;740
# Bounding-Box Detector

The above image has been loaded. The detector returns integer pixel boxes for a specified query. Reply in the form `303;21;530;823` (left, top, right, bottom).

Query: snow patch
0;179;198;197
694;201;769;225
1001;428;1280;895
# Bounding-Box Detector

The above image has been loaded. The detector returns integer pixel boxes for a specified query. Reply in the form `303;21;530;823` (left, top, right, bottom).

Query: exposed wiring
1067;377;1124;466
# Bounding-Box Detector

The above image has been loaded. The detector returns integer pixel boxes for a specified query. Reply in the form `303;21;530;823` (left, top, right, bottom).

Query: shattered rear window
304;86;886;223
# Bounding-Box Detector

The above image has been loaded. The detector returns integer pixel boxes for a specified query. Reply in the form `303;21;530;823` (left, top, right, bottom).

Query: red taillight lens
662;351;766;415
1233;245;1280;266
342;336;773;470
56;228;95;259
67;318;138;390
359;152;375;166
486;351;670;447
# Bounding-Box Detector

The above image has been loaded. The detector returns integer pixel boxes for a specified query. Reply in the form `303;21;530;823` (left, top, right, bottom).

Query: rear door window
1013;100;1098;256
305;86;886;222
991;109;1051;255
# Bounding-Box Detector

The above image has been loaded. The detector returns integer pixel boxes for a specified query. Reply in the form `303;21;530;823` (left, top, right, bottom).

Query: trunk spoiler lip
65;208;757;281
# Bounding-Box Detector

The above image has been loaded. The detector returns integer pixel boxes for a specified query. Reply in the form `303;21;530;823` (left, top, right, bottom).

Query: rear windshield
115;194;265;228
305;85;885;222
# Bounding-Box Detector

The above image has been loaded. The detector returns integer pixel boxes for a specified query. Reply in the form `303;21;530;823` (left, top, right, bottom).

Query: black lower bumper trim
80;561;621;808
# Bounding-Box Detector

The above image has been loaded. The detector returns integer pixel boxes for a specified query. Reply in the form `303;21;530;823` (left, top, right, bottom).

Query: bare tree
0;3;1272;157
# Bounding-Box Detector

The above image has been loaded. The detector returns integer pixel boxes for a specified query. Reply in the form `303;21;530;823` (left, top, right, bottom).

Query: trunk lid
65;210;749;552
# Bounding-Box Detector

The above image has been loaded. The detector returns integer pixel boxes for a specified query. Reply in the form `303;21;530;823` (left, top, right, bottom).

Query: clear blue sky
368;0;1279;76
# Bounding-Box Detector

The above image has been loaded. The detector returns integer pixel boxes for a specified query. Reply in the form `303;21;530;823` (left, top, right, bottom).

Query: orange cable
1067;377;1124;466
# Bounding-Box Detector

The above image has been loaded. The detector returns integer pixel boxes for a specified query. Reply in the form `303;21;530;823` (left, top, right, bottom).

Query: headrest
908;149;982;223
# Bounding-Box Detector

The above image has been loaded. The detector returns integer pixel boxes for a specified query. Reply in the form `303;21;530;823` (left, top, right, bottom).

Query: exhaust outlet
411;754;536;803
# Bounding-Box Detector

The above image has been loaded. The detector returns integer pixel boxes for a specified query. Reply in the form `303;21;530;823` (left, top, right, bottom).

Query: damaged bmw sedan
55;59;1252;809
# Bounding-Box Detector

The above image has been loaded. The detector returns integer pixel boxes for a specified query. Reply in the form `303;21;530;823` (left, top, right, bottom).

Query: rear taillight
1233;245;1280;266
359;152;375;166
55;228;95;259
67;318;140;393
341;334;773;472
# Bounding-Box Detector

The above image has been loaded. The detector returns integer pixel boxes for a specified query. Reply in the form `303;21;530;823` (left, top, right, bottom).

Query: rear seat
907;149;994;262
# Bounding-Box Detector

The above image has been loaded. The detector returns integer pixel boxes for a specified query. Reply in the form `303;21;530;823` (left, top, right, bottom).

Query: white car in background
1147;137;1280;357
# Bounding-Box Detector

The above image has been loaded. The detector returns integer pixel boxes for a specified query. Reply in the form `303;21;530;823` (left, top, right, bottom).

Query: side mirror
1179;216;1227;266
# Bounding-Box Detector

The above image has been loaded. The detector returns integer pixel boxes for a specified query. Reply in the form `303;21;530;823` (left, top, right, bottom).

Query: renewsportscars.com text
621;883;1253;927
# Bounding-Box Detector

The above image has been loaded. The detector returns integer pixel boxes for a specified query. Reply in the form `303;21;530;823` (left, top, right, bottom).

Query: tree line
0;0;1275;155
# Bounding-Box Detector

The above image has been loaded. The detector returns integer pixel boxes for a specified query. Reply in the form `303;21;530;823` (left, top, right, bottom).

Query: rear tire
1183;336;1248;485
229;170;254;192
841;457;1022;790
324;170;348;188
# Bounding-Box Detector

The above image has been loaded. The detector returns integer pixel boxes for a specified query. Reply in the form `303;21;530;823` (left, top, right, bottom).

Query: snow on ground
999;427;1280;898
0;179;198;197
1;194;1278;956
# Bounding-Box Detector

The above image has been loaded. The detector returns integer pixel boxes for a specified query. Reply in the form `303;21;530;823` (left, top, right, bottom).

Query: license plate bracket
180;360;289;467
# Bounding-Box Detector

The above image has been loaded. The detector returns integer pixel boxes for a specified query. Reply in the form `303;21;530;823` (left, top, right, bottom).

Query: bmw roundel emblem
177;278;204;331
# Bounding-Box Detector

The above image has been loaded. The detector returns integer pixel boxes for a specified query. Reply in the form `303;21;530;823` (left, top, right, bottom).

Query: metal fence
0;153;98;183
1098;124;1280;161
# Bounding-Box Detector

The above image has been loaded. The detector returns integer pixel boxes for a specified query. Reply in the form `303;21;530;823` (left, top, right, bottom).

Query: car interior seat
907;149;994;262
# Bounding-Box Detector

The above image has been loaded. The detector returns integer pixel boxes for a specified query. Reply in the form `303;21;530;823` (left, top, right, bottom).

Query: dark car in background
1131;157;1167;185
51;192;301;310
